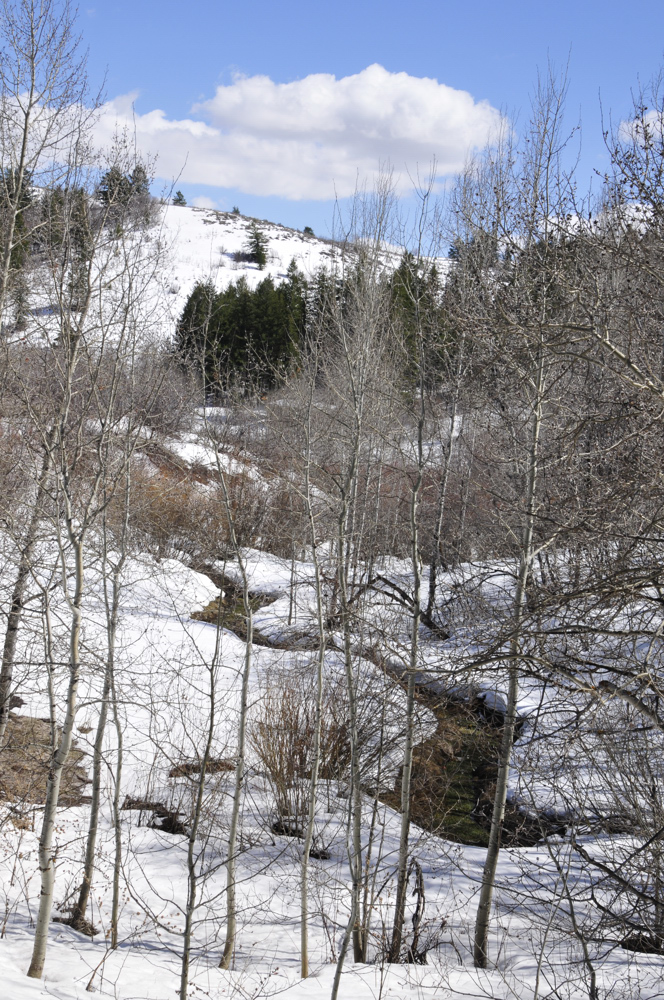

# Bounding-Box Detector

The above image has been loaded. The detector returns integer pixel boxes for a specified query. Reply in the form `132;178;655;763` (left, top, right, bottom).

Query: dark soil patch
621;932;664;954
0;715;89;807
53;913;98;937
153;812;187;835
308;845;332;860
271;818;303;838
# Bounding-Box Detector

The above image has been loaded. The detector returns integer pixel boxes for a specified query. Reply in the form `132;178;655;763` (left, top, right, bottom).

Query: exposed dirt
169;757;235;778
621;932;664;954
121;795;187;836
53;912;98;937
0;714;89;807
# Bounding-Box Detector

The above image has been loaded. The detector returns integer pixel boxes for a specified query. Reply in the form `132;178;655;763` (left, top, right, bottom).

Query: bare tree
0;0;97;320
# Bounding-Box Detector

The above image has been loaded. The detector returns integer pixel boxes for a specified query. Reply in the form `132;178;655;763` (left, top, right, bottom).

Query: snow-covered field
1;527;663;1000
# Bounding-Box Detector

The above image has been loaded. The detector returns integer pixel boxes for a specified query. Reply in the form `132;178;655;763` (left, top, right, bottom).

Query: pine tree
0;168;33;325
41;186;66;251
129;164;150;199
97;162;153;223
69;188;92;309
244;224;268;269
173;190;187;206
1;168;32;273
282;259;306;349
97;165;130;207
177;271;306;389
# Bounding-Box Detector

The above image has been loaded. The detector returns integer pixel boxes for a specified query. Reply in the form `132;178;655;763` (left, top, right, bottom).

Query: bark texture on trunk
27;539;84;979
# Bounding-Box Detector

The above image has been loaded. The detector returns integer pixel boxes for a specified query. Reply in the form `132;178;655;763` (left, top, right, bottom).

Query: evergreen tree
176;280;219;373
173;190;187;206
69;188;92;308
129;164;150;199
244;223;268;269
97;162;153;224
97;165;130;207
0;168;33;325
1;167;32;273
282;259;307;347
390;251;445;371
177;270;306;390
40;186;66;251
217;277;253;372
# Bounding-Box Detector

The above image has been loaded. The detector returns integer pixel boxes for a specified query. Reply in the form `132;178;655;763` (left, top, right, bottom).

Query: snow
1;209;662;999
0;534;662;998
157;205;349;323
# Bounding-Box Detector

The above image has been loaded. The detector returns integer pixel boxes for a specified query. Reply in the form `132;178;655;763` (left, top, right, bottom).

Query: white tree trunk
27;537;84;978
473;343;544;968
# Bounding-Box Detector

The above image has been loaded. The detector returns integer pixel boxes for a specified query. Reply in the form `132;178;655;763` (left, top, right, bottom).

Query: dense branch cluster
2;4;664;998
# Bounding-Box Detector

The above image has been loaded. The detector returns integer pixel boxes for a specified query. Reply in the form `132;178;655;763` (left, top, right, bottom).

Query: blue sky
81;0;664;235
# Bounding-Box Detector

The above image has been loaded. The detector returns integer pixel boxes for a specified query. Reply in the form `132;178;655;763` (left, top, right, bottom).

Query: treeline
176;262;306;385
175;251;448;389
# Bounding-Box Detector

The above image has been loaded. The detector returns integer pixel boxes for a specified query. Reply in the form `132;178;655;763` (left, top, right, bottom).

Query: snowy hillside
158;206;345;324
155;204;446;338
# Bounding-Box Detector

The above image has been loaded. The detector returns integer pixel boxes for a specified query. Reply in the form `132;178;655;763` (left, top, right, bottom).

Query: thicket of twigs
2;3;664;995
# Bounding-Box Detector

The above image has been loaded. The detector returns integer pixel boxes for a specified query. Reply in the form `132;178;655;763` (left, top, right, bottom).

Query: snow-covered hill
157;205;345;322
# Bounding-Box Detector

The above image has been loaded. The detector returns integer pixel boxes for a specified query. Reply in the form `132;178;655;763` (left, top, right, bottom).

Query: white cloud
619;107;664;145
94;65;503;201
191;195;217;209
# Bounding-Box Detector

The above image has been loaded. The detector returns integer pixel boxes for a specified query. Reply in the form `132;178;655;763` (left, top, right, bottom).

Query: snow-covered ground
0;205;662;999
1;531;663;999
158;205;346;317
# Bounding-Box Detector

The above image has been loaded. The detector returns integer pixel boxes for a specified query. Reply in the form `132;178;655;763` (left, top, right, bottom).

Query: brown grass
168;758;235;778
0;715;89;807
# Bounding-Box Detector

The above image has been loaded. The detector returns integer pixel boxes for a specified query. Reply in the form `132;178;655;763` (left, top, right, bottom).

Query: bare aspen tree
425;251;474;611
472;352;544;968
23;147;163;976
0;0;99;746
326;183;396;997
179;596;224;997
297;344;328;979
106;475;129;952
388;184;438;964
457;73;577;968
203;411;254;972
26;350;105;978
70;353;166;933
